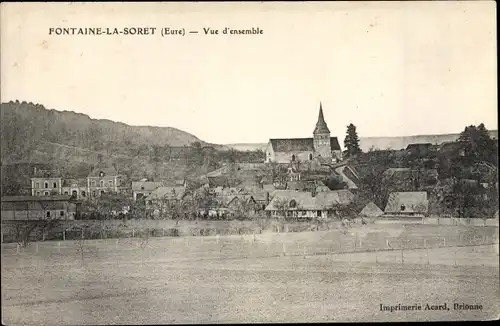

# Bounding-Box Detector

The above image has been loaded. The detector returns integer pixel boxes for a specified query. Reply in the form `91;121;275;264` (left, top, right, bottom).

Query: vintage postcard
1;1;498;324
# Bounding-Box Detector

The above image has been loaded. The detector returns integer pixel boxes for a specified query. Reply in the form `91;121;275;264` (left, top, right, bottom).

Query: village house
384;191;429;217
265;103;342;164
30;169;63;196
405;143;437;157
132;180;164;201
1;195;82;221
437;141;466;157
61;178;88;199
265;189;354;220
145;186;187;217
87;166;120;198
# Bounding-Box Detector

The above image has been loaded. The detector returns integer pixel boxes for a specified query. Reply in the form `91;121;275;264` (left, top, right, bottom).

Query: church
265;103;343;164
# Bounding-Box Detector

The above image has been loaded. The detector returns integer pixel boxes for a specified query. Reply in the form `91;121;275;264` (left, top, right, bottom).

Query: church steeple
313;102;330;134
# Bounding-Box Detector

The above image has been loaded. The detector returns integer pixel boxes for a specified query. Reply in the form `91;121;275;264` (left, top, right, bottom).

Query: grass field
2;227;499;324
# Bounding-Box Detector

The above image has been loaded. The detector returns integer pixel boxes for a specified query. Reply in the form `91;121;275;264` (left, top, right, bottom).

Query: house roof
359;201;384;217
88;166;118;177
62;178;88;187
269;137;341;153
1;195;73;202
265;189;353;211
32;169;62;178
223;195;256;207
406;143;433;150
384;192;429;214
147;186;185;200
208;176;229;188
247;192;268;202
286;181;308;191
132;181;163;191
437;141;466;152
262;184;276;192
315;184;331;192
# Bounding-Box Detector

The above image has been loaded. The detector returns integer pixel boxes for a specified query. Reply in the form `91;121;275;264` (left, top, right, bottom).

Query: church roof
313;103;331;134
269;138;341;152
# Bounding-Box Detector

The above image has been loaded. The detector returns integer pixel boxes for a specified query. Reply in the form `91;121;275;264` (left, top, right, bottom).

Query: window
81;191;86;197
91;181;96;187
36;191;40;196
53;182;57;188
44;191;49;196
35;183;40;189
291;155;296;162
64;191;69;195
100;190;104;196
309;154;313;160
60;211;65;217
108;180;113;186
100;180;104;187
44;182;48;189
401;205;406;211
141;186;145;190
46;211;51;217
72;190;78;197
316;210;322;217
92;191;96;197
99;171;105;177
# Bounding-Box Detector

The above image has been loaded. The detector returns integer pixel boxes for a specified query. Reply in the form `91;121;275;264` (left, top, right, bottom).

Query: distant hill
0;100;225;165
358;132;498;152
226;130;499;153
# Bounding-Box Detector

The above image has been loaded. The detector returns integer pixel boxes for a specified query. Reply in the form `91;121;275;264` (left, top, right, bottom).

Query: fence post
63;230;66;241
216;234;219;244
426;247;429;265
36;243;39;254
132;229;135;238
162;228;165;237
386;239;390;249
454;248;457;266
16;243;19;254
282;243;286;256
401;246;404;266
303;247;306;259
443;237;446;247
57;241;61;253
115;239;118;249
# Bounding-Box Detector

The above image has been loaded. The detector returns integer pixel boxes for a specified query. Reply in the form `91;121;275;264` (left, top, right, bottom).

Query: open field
2;227;499;324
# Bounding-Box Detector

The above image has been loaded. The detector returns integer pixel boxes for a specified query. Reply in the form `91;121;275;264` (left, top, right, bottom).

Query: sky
1;2;497;145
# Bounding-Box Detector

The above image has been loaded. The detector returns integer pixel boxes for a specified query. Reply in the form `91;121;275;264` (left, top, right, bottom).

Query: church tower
313;102;332;160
